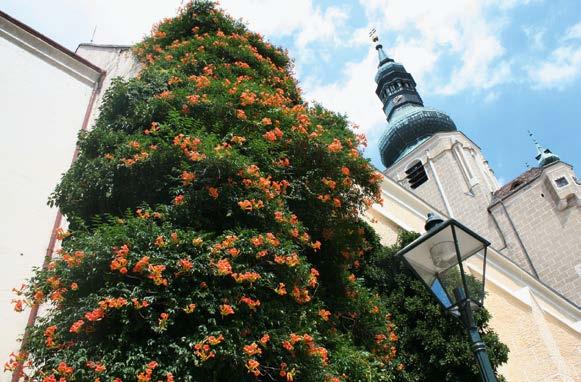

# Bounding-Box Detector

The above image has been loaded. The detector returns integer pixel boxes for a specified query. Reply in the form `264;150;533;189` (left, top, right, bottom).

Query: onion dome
372;34;456;168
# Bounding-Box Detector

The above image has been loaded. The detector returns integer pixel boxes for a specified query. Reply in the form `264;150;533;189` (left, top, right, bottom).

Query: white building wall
75;44;142;127
0;38;140;381
0;14;101;381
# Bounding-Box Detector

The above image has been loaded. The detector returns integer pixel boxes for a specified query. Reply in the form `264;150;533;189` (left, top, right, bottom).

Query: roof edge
76;43;133;51
0;10;104;75
490;160;572;205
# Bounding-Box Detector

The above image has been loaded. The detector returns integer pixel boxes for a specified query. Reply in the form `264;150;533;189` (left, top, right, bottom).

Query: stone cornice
0;10;103;86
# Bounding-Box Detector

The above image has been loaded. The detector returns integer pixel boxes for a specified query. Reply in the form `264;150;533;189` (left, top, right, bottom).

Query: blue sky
3;0;580;183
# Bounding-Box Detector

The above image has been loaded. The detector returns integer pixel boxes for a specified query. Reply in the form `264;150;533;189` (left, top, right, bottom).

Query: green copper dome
373;40;457;168
529;131;560;167
536;149;560;167
378;105;456;167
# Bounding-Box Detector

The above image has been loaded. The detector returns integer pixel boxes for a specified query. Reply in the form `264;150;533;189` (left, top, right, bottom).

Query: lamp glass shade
397;220;490;311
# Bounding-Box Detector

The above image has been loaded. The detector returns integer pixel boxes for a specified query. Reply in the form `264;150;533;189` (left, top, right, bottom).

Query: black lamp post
396;213;498;382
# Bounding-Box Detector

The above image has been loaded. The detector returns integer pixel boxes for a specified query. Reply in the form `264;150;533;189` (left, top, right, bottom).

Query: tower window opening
405;161;428;189
555;177;569;188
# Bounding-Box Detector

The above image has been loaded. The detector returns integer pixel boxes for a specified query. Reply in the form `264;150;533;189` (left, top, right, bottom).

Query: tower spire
528;130;544;156
369;28;393;66
528;130;560;167
372;28;456;169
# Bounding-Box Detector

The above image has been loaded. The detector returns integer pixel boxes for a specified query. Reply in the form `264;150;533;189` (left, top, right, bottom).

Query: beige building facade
365;175;580;382
489;161;581;305
385;131;581;307
372;34;580;381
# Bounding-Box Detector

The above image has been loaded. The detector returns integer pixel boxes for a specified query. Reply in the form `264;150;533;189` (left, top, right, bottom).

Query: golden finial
369;28;379;43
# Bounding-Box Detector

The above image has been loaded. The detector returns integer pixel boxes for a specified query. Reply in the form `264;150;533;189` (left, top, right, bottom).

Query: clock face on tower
393;94;404;105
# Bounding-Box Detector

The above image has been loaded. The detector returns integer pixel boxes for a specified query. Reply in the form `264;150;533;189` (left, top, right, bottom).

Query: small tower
488;132;581;305
529;130;560;167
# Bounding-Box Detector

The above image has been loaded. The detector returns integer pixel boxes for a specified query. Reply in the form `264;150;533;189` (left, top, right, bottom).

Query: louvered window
405;161;428;189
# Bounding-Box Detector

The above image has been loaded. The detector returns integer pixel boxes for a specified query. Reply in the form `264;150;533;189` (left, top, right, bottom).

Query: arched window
405;160;428;189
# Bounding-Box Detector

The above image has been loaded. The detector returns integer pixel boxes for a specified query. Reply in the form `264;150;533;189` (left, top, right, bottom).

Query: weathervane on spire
369;28;379;43
369;28;391;65
528;130;543;155
529;130;540;146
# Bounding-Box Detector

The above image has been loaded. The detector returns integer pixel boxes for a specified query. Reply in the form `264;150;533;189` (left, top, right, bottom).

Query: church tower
372;35;503;248
372;35;581;306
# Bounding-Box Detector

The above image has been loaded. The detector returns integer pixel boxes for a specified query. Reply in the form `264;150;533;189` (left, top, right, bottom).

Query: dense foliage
358;231;509;382
8;1;507;381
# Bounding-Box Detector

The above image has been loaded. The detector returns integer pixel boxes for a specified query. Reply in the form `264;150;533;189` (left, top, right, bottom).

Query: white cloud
2;0;185;49
349;26;375;46
528;22;581;89
523;25;546;50
358;0;517;95
529;45;581;89
299;0;530;139
220;0;348;49
301;0;539;144
484;91;500;103
492;0;541;10
3;0;348;57
564;21;581;41
302;49;384;135
390;38;438;87
219;0;350;80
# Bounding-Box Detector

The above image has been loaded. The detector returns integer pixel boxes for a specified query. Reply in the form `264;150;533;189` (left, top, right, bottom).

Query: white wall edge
0;14;101;86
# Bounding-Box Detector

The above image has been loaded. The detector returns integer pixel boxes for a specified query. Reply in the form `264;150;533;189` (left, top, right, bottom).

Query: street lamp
396;213;497;382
